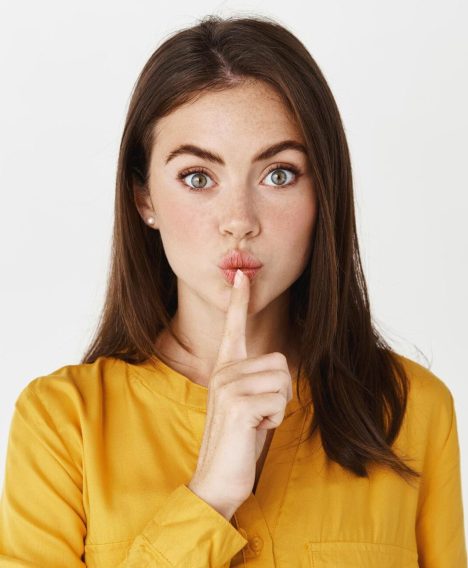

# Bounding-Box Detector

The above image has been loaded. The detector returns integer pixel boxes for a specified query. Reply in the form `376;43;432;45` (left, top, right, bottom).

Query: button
250;535;263;553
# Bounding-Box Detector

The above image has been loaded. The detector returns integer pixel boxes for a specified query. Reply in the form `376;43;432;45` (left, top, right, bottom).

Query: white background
1;0;467;536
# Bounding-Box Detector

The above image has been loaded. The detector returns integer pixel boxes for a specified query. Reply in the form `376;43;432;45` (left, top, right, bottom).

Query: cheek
158;199;207;260
271;197;317;256
165;201;199;237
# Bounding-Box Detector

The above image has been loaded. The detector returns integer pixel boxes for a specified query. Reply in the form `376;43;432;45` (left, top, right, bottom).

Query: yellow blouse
0;353;466;567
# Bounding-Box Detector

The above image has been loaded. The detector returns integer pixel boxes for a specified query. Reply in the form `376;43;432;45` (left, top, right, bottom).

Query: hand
188;269;292;518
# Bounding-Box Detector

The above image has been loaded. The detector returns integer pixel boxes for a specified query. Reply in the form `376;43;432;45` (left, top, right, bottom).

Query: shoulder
393;352;454;405
391;352;455;442
13;356;125;430
393;352;453;398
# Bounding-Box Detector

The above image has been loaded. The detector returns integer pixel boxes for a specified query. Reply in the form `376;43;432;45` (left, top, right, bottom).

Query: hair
81;13;422;484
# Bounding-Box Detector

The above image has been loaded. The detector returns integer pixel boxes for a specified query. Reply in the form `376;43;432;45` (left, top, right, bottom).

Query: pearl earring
147;217;155;225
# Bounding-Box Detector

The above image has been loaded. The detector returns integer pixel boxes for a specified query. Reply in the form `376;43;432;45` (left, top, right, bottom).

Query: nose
219;187;260;239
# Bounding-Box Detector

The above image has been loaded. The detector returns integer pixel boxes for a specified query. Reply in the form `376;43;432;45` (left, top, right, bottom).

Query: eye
177;167;215;191
177;163;302;192
263;163;301;188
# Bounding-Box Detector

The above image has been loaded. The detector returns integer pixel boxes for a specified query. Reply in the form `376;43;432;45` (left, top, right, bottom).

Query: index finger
215;268;250;367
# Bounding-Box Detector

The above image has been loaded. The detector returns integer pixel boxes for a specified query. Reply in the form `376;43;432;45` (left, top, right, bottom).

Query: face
135;80;317;320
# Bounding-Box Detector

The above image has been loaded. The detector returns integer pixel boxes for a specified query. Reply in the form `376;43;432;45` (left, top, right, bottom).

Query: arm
0;384;87;567
117;484;247;567
415;388;468;567
0;380;248;567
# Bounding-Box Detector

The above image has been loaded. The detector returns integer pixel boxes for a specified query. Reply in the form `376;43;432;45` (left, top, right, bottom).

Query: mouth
219;266;262;285
218;249;263;285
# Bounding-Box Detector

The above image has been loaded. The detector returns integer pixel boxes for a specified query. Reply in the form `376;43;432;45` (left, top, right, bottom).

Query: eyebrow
164;139;308;166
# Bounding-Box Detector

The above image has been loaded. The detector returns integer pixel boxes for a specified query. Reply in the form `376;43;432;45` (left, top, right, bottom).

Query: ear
132;173;159;229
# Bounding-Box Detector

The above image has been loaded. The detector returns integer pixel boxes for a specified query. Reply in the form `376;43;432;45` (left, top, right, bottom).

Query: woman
0;14;466;568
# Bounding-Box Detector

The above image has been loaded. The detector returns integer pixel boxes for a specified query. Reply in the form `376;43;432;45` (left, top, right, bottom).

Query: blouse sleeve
0;381;247;567
415;387;468;567
116;484;247;567
0;383;87;567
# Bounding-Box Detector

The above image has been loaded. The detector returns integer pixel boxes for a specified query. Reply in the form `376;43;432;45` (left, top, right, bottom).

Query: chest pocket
84;540;131;568
307;541;419;568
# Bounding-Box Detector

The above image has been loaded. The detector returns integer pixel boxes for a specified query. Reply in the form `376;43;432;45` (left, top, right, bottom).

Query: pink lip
218;249;263;285
220;267;262;285
219;249;263;270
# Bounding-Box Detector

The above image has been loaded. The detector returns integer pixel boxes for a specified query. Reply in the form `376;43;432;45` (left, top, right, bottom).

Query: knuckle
270;409;285;427
272;393;287;415
272;351;287;365
276;391;287;407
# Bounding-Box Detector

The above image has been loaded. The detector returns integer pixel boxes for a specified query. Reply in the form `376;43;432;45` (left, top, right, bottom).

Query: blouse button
250;536;263;553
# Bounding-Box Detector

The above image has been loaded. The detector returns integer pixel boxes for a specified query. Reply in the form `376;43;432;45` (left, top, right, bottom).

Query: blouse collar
127;355;313;417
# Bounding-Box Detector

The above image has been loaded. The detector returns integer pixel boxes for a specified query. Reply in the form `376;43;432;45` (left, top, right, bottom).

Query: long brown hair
81;14;421;484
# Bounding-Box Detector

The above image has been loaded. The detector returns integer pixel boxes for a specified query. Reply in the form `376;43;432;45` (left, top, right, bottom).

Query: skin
134;79;317;388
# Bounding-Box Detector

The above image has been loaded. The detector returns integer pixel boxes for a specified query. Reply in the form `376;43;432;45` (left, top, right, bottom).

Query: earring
147;217;155;225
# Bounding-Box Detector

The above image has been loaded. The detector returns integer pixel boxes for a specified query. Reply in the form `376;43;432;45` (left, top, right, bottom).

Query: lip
218;249;263;285
219;249;263;270
219;267;262;285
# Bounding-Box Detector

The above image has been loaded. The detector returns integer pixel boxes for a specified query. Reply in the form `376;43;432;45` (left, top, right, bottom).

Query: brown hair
81;14;421;484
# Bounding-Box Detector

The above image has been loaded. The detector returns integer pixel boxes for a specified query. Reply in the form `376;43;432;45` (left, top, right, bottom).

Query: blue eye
177;163;302;192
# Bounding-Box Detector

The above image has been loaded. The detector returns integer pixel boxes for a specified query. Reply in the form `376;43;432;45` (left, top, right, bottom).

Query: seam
141;534;174;566
307;540;418;556
130;374;208;413
131;373;312;415
12;406;87;530
15;395;82;490
85;538;133;547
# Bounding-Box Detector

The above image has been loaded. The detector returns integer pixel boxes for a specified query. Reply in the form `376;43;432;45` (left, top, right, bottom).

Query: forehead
152;80;303;150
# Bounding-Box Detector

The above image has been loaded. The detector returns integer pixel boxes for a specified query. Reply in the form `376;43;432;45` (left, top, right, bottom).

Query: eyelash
177;162;302;192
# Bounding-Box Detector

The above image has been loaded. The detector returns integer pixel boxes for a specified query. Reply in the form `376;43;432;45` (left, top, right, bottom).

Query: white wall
1;0;467;539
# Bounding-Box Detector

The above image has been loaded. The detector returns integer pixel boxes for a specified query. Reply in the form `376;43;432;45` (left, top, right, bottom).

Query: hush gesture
188;269;293;520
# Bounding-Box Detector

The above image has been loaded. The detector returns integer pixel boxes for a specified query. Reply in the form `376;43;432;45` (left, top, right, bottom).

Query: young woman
0;14;466;568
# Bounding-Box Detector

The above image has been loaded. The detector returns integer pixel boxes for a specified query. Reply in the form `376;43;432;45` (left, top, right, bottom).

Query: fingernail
234;269;243;288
